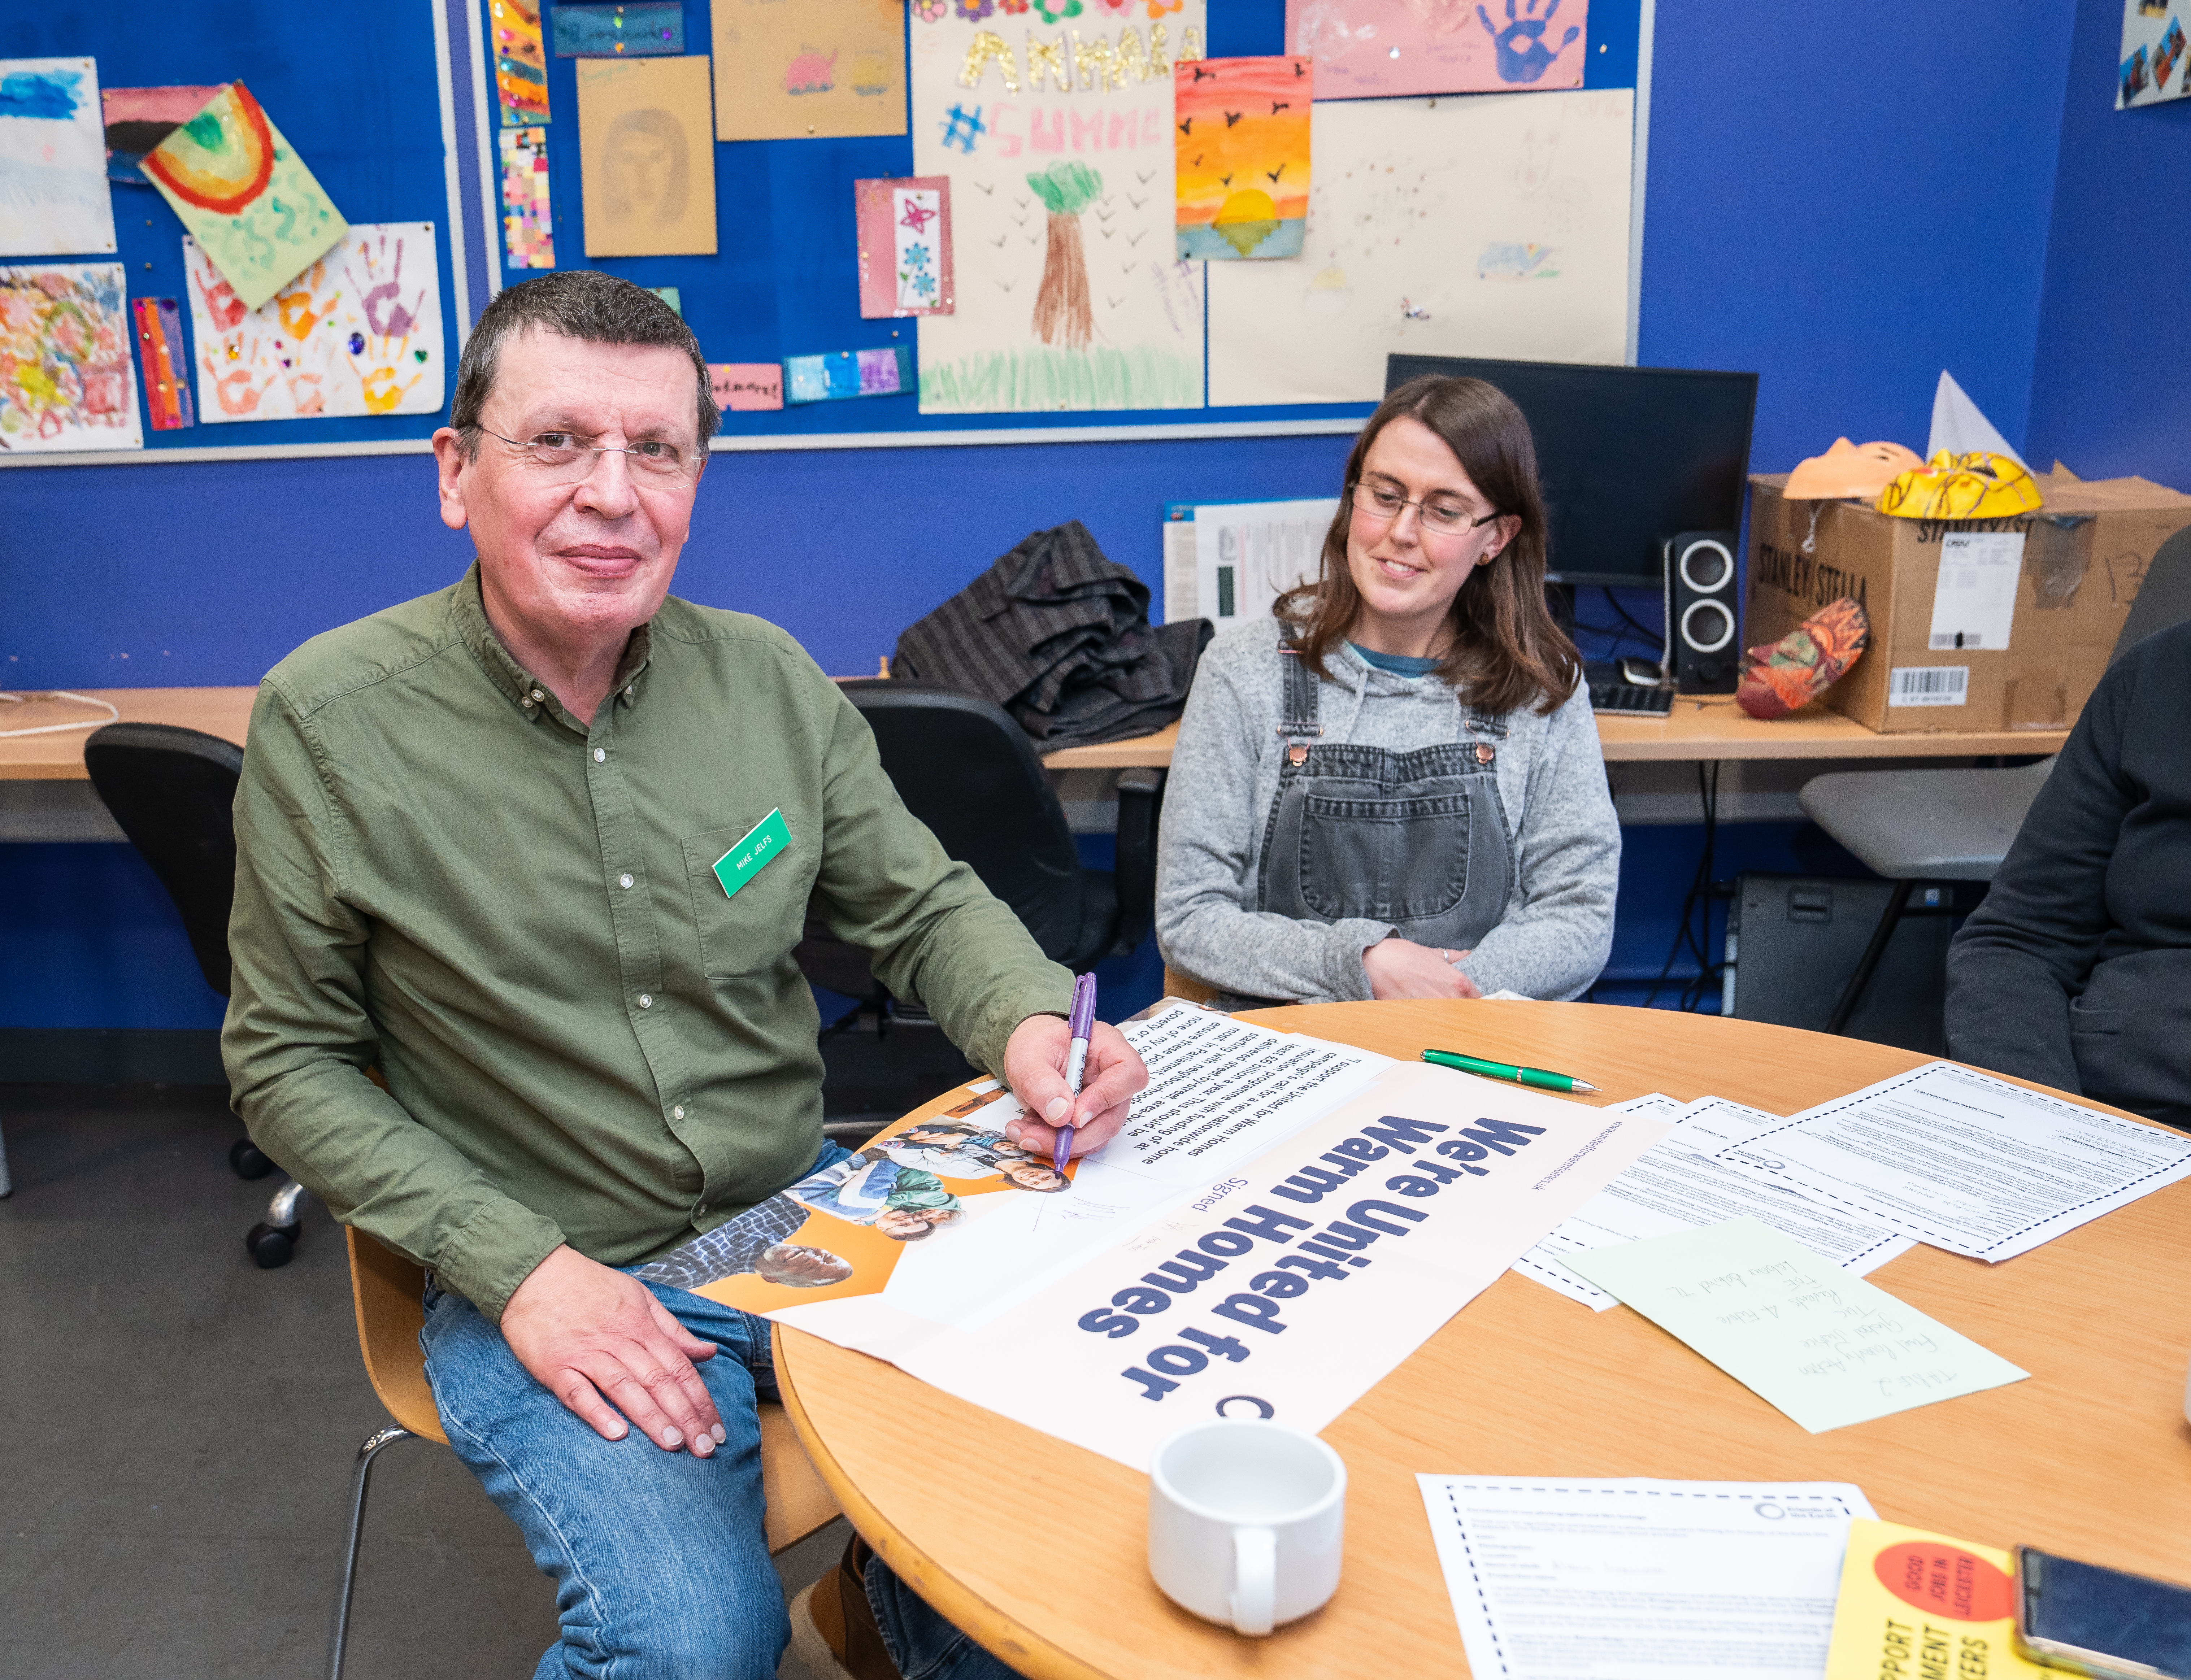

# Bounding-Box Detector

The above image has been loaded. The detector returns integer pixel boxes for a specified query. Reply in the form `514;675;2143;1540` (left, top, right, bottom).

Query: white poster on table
1173;497;1340;628
775;1053;1668;1471
183;222;445;423
909;6;1207;413
1207;89;1634;408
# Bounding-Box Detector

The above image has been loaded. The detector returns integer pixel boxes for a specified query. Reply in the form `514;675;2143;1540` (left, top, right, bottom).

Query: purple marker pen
1056;971;1097;1175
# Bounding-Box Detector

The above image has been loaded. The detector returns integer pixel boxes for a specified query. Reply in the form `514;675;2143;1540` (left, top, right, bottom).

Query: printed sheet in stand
643;1004;1670;1470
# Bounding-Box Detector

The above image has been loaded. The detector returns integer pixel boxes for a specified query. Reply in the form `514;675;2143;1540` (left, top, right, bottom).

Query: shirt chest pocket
681;819;818;980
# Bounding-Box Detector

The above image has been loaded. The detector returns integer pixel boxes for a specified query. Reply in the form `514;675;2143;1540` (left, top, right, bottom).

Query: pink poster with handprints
182;221;445;423
1287;0;1586;99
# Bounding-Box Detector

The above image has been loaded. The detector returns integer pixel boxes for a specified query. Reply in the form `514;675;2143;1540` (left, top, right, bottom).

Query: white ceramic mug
1146;1420;1346;1636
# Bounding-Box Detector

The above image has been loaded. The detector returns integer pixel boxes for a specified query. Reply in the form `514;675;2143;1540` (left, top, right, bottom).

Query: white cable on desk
0;691;123;738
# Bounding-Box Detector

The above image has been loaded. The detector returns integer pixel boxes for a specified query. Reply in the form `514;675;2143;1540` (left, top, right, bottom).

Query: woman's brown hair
1275;375;1582;716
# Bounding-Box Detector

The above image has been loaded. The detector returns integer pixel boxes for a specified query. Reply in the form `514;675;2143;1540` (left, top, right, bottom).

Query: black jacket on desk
1946;619;2191;1129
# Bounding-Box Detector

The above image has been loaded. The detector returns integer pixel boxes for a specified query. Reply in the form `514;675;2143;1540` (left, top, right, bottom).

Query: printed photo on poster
143;82;347;312
1175;57;1312;261
0;263;140;452
183;223;445;423
1288;0;1587;99
2120;0;2191;105
578;55;718;256
495;0;552;123
910;7;1209;414
712;0;907;142
0;58;118;257
500;126;556;268
856;175;953;317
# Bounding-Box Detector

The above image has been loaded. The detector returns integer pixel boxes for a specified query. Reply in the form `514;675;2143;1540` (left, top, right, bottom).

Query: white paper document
1927;532;2024;651
1419;1476;1876;1680
1516;1097;1915;1311
777;1058;1669;1470
1186;498;1340;631
1709;1062;2191;1262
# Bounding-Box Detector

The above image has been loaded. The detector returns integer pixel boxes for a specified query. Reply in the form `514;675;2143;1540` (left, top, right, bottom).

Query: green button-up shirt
223;567;1070;1321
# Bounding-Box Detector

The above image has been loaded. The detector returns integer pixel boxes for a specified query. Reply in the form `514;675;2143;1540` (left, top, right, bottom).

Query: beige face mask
1784;437;1926;500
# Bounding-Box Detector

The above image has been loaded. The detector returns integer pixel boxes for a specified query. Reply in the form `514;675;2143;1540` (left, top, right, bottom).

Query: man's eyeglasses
1348;480;1503;538
473;426;702;485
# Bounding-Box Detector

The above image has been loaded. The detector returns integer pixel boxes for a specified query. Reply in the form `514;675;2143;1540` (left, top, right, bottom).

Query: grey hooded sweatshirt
1155;622;1621;1002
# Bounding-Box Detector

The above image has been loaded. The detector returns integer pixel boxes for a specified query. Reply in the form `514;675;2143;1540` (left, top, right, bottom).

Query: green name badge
712;808;791;900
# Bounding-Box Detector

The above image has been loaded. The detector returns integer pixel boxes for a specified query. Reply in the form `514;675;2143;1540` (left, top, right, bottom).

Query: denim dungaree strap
1255;641;1515;950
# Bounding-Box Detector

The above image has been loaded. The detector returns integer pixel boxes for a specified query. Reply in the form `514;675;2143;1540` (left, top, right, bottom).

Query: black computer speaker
1665;531;1740;694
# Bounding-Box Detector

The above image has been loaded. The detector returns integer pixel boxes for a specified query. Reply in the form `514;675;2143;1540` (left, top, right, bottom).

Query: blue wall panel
2026;0;2191;484
1639;1;2075;473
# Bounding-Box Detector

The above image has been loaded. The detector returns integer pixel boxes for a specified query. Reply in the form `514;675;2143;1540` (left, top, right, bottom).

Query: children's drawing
856;175;955;318
2120;0;2191;105
712;0;907;140
101;86;223;187
0;263;140;452
1174;57;1311;262
132;296;194;429
577;56;718;256
784;345;911;403
0;58;118;257
495;0;552;123
181;222;444;423
708;362;783;410
910;6;1209;413
1286;0;1585;99
551;2;685;56
144;83;347;313
499;126;556;269
1207;90;1631;406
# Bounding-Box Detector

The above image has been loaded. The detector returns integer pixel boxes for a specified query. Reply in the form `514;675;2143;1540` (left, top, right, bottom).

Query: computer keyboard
1588;680;1674;717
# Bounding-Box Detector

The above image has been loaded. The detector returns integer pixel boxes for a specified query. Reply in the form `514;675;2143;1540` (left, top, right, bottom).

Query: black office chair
82;722;311;1266
797;682;1166;1118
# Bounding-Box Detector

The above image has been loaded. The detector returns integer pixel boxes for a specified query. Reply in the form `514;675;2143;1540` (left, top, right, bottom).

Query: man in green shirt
223;271;1145;1680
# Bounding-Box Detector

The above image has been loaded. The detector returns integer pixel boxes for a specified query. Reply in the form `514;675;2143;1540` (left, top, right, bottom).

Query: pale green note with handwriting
1564;1216;2027;1433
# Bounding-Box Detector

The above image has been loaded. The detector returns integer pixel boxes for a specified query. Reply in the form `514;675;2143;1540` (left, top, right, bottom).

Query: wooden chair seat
345;1227;841;1553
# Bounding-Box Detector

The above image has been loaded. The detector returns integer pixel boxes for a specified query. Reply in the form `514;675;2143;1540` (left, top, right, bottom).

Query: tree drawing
1026;160;1102;350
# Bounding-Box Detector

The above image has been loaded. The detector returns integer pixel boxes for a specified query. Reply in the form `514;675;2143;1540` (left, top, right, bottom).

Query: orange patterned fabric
1737;596;1870;720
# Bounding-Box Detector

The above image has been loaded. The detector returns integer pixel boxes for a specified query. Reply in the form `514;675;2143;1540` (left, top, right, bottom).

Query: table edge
774;1328;1112;1680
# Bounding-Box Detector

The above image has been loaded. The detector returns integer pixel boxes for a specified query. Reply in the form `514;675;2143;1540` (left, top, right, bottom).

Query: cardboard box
1745;469;2191;734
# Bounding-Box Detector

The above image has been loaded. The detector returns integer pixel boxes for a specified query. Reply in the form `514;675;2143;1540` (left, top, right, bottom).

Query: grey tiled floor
0;1085;842;1680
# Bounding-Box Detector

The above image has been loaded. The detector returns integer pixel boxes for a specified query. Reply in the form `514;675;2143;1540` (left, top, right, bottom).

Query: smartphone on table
2016;1546;2191;1680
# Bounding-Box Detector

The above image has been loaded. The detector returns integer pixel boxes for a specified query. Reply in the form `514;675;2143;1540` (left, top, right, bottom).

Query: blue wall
4;0;2124;1035
2027;0;2191;484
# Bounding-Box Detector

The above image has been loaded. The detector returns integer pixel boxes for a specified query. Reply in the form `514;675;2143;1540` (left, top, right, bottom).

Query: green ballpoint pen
1421;1048;1600;1094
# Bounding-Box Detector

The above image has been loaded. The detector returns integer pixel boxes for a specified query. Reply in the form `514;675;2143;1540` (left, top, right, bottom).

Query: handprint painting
1174;57;1312;260
181;223;445;423
143;83;347;313
1287;0;1585;98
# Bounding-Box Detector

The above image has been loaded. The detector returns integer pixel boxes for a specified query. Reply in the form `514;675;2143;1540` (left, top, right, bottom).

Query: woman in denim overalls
1157;378;1621;1007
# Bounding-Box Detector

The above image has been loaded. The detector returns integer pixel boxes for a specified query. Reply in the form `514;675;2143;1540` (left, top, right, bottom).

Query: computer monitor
1383;355;1759;589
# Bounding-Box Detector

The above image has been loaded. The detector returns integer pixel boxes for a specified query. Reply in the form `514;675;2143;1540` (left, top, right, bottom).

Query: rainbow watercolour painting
0;262;141;452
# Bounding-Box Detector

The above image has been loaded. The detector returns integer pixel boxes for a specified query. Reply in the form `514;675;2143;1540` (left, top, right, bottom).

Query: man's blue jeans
419;1151;1019;1679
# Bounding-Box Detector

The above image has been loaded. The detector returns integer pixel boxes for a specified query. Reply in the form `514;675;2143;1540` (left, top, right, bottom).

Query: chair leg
1826;879;1916;1036
326;1424;416;1680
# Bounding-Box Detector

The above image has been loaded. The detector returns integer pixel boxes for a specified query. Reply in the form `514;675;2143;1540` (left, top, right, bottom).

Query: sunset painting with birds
1175;56;1312;261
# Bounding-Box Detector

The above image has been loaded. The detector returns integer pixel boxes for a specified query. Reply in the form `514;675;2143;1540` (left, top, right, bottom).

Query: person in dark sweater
1946;619;2191;1128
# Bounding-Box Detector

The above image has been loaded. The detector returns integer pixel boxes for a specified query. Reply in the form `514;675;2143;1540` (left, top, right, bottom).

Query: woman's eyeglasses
1348;480;1503;537
473;426;701;485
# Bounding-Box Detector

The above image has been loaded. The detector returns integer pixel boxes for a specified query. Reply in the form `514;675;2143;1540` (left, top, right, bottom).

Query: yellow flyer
1826;1519;2051;1680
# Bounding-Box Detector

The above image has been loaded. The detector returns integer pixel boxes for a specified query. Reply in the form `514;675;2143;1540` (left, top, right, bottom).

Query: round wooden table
775;1000;2191;1679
